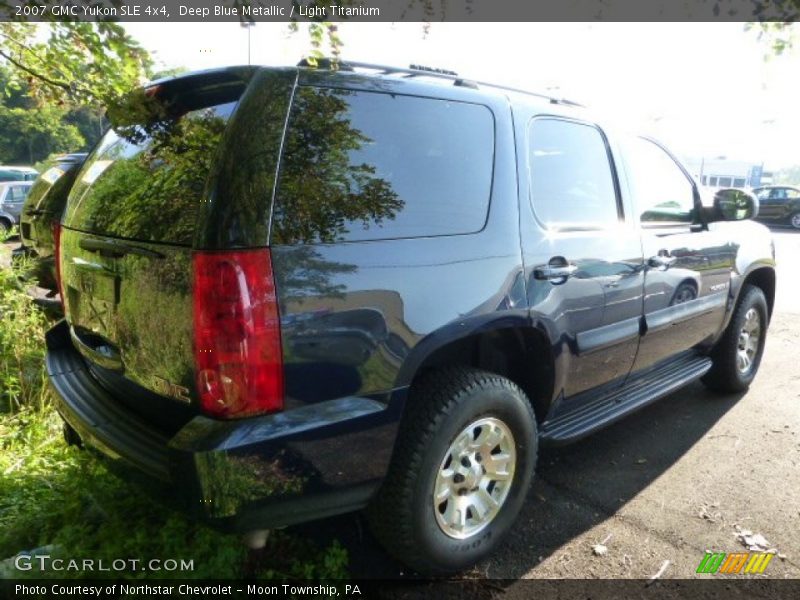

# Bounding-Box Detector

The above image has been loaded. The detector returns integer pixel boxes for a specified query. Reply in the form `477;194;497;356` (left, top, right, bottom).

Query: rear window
64;78;245;246
272;87;494;244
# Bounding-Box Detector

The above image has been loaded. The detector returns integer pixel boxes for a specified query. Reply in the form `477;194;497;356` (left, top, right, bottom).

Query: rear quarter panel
270;76;525;411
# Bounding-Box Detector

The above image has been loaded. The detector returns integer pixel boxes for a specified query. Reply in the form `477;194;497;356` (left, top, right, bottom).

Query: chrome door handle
534;257;577;282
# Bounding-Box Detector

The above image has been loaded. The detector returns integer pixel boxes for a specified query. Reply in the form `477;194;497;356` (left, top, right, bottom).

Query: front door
618;136;734;373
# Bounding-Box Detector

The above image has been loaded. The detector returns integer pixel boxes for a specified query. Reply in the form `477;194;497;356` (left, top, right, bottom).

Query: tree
747;22;798;57
0;22;152;110
0;104;83;164
0;22;152;164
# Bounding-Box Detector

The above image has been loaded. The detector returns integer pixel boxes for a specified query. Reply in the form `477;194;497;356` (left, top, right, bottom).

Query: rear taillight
193;249;283;418
52;221;64;307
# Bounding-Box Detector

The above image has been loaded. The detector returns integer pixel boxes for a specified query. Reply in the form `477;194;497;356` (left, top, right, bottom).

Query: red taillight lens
52;221;64;307
193;249;283;418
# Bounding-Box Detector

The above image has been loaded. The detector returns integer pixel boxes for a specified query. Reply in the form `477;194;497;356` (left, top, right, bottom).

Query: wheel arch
396;319;556;424
739;266;776;321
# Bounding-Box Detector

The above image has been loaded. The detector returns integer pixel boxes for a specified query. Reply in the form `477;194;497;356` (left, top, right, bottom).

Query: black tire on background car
702;284;768;393
790;212;800;230
367;367;537;575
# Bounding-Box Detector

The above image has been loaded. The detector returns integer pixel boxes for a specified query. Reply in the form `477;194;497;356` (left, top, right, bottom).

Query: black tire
367;367;537;575
670;281;697;306
790;211;800;230
0;219;10;235
702;284;768;393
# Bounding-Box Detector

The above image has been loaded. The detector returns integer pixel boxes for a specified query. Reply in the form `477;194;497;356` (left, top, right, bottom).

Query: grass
0;238;348;580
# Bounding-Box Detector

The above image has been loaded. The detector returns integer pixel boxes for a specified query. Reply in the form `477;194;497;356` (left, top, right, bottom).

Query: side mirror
711;188;758;221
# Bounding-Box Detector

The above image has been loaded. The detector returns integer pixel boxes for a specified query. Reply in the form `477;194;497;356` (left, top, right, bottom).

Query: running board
540;353;712;445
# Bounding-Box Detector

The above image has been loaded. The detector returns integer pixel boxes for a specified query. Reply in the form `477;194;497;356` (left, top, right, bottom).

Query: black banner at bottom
2;579;800;600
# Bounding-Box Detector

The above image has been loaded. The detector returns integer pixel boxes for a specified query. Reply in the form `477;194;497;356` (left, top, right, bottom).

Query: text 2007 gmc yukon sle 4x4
47;62;776;574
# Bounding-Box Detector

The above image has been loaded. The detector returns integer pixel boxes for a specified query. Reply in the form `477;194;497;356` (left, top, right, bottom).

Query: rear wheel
790;212;800;230
367;367;537;575
0;219;10;235
702;284;768;393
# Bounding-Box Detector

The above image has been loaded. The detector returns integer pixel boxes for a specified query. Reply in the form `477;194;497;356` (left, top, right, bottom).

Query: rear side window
272;87;494;244
64;90;240;246
528;118;620;229
620;136;696;225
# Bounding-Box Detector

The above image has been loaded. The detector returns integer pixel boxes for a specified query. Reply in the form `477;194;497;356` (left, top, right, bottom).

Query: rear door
519;116;644;399
618;136;734;372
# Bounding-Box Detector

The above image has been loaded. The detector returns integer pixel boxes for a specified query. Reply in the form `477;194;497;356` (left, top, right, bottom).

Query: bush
0;253;50;413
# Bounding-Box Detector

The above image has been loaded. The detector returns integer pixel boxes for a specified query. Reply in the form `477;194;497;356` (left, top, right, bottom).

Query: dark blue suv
46;62;775;574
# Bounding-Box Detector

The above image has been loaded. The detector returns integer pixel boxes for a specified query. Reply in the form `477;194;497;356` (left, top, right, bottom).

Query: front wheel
367;367;537;575
790;212;800;230
702;284;768;393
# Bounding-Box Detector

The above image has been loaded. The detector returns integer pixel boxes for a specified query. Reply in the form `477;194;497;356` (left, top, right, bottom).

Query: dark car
46;63;776;575
752;185;800;229
12;154;88;293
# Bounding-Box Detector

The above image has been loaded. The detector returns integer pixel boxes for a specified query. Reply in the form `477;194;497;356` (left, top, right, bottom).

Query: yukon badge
152;376;192;404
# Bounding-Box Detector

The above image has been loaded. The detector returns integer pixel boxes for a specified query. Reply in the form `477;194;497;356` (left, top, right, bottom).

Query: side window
527;118;619;229
273;87;495;244
621;136;695;225
9;186;29;202
786;189;800;200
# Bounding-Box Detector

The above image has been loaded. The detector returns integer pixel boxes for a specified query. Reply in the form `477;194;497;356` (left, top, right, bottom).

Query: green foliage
0;103;84;164
0;255;49;413
746;22;798;58
0;22;152;109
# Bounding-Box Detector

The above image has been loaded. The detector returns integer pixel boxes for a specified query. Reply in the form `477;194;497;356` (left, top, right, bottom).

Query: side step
540;353;712;445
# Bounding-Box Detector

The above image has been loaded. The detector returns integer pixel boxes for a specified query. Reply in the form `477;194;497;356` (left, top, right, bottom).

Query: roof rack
296;58;585;108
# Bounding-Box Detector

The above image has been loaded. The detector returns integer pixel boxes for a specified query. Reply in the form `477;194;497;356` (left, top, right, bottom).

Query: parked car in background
12;153;88;293
752;185;800;229
0;181;33;233
0;166;38;182
46;63;776;575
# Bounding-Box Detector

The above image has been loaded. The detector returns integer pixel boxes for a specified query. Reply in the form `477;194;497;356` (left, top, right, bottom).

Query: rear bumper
46;321;403;531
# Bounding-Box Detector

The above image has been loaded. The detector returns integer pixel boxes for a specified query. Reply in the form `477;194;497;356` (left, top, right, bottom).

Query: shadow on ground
290;380;743;583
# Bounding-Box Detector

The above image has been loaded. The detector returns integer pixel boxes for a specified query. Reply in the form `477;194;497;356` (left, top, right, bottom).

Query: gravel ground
2;229;799;582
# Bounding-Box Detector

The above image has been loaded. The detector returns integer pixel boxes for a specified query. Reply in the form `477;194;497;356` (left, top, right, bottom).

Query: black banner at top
0;0;799;22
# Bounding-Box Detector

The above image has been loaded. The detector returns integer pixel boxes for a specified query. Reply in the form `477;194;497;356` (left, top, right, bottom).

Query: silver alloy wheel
737;307;762;374
433;417;516;539
791;213;800;229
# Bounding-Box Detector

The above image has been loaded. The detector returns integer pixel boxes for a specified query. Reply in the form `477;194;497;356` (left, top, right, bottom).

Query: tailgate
59;68;255;413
